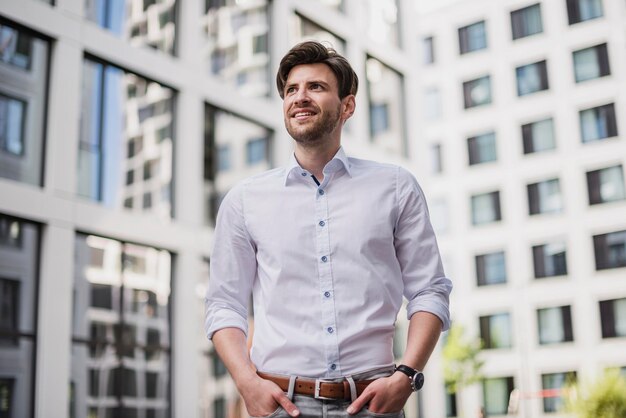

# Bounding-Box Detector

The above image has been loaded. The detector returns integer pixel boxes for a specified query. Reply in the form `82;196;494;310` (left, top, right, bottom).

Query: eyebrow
284;80;330;91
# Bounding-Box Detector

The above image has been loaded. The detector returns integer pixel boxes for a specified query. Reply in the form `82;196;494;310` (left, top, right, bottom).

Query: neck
294;141;340;182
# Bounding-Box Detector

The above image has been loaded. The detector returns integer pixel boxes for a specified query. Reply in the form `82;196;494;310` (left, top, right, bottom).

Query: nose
293;87;310;105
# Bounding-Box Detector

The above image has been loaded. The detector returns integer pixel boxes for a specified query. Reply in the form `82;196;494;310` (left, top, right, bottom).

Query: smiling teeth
295;112;314;117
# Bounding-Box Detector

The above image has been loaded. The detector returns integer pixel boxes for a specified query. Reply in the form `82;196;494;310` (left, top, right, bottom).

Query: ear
341;95;356;122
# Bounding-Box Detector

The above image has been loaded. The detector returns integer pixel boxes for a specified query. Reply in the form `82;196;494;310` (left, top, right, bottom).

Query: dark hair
276;41;358;99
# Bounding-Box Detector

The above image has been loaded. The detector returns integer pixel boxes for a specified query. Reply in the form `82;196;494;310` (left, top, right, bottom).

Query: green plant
442;324;484;393
565;369;626;418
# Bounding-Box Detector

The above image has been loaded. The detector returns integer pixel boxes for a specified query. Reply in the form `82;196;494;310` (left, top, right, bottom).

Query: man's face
282;63;352;146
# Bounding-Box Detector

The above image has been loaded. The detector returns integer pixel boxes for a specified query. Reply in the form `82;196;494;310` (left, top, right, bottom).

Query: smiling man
205;41;452;418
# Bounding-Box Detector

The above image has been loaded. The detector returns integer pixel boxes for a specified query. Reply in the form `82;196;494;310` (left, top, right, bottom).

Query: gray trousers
253;366;404;418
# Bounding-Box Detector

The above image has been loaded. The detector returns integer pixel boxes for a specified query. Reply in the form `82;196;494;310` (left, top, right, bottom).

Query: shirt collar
283;146;352;186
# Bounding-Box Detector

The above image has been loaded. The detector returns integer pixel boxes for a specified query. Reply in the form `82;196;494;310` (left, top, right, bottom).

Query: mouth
291;110;318;121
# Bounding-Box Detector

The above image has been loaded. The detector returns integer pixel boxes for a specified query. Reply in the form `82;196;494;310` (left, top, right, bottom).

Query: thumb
347;391;374;415
275;393;300;417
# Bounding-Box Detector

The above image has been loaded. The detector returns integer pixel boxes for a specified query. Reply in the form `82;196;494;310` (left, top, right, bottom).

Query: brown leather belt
257;372;374;401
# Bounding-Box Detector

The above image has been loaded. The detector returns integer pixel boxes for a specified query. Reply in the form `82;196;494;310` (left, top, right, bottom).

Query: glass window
430;143;443;174
203;0;270;97
0;214;39;418
476;251;506;286
580;103;618;143
0;22;49;186
533;243;567;278
511;4;543;39
423;87;441;121
217;145;231;172
468;132;496;165
471;191;501;225
288;14;346;55
0;378;15;417
211;349;228;378
71;234;171;418
527;178;562;215
599;298;626;338
573;43;610;82
0;93;25;156
522;118;555;154
204;105;272;225
214;397;226;418
78;58;174;220
423;36;435;64
593;230;626;270
483;377;514;416
537;305;574;344
480;313;512;349
516;60;549;96
365;0;400;48
458;21;487;54
84;0;177;55
587;165;626;205
246;138;268;165
445;385;457;418
0;216;21;248
542;372;577;413
463;76;491;109
566;0;603;24
366;57;406;155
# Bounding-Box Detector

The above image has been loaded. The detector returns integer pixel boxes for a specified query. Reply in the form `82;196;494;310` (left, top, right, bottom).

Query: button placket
315;184;341;376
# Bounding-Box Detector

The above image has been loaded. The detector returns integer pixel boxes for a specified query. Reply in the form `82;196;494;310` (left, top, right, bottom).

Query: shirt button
321;256;328;262
318;189;325;195
324;291;331;298
301;172;307;176
327;327;334;333
319;220;325;227
330;364;337;370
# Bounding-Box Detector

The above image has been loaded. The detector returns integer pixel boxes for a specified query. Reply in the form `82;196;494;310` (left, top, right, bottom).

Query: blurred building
0;0;625;418
414;0;626;417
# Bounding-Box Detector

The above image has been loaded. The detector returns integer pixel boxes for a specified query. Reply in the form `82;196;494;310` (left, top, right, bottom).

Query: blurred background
0;0;625;417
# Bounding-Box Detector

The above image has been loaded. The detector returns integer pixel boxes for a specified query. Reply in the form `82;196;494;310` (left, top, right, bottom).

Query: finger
347;390;374;415
275;393;300;417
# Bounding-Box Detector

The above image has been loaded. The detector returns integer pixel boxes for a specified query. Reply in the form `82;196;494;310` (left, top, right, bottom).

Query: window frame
510;3;543;40
593;230;626;270
516;60;549;96
573;43;610;83
532;243;568;278
458;20;487;54
537;305;574;345
579;103;618;143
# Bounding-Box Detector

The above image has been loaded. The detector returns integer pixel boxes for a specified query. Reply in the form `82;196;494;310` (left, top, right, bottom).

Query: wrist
394;364;425;392
391;371;415;395
233;367;261;393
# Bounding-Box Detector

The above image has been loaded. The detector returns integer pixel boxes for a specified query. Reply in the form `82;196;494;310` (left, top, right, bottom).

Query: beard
285;103;342;146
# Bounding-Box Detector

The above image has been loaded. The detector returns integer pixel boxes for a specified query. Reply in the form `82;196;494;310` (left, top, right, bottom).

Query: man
205;41;452;418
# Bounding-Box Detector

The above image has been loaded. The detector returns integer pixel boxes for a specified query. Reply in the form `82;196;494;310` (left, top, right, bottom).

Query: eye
285;86;296;95
310;83;322;90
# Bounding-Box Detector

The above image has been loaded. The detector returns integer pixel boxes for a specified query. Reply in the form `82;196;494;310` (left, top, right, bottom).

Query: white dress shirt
205;147;452;378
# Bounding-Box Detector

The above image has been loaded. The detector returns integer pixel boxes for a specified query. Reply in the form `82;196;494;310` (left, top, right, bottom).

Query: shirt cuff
205;310;249;340
406;297;451;331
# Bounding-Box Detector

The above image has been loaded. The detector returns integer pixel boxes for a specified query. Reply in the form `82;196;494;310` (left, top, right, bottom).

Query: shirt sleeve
394;167;453;330
205;182;257;340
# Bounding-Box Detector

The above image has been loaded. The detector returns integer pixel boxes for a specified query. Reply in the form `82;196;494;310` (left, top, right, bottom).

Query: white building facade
414;0;626;417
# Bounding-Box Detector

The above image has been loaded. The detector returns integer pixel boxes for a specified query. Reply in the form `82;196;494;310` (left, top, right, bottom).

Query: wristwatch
395;364;425;392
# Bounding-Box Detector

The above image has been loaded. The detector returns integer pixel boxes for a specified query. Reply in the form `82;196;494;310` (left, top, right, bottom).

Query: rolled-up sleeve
394;168;453;330
205;182;257;340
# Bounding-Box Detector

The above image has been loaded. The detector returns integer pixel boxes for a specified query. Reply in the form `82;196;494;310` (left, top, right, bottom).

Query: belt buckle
314;378;337;400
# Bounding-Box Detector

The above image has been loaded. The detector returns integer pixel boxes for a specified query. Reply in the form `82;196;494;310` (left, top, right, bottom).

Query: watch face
412;372;425;391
